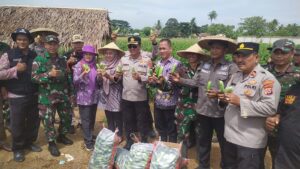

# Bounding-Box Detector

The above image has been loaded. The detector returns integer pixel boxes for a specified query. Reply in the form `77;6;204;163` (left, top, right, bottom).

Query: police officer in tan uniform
116;36;154;150
219;42;281;169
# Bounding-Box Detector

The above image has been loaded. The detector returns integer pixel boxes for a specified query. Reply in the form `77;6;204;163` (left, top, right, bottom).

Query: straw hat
177;43;209;61
198;34;237;54
98;42;125;57
30;28;59;37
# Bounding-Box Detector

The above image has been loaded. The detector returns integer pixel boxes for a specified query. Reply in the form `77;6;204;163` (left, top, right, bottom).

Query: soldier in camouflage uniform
174;44;209;158
264;39;300;169
293;48;300;67
32;35;73;157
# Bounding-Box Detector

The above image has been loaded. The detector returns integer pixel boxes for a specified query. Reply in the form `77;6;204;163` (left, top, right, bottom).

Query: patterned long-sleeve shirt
154;57;182;109
98;61;123;112
32;52;72;105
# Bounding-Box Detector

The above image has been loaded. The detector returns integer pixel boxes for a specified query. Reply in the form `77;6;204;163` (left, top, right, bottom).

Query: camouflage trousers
38;102;71;142
175;105;197;141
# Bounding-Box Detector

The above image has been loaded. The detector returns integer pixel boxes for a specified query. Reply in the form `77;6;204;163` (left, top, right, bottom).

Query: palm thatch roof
0;6;111;48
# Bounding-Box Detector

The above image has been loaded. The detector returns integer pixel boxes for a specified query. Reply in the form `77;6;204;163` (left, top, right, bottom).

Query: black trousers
196;114;226;169
105;110;123;137
9;95;40;152
263;135;278;169
154;106;177;143
223;141;265;169
121;99;153;144
78;104;97;147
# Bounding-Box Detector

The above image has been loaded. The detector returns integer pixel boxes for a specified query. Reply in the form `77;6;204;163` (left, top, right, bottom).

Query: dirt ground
0;107;272;169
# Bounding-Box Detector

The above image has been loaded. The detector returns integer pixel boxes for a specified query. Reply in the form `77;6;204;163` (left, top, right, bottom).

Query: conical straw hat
30;28;59;37
198;34;237;54
98;42;125;57
177;43;209;60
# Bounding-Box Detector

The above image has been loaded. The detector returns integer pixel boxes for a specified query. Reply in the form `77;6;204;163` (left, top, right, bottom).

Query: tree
155;20;162;34
111;19;131;35
140;27;152;37
208;10;217;24
238;16;267;37
199;24;209;34
267;19;279;35
179;22;191;37
274;24;300;36
161;18;180;38
190;17;198;34
207;24;237;39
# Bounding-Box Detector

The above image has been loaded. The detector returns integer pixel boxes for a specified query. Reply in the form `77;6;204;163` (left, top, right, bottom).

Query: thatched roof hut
0;6;111;48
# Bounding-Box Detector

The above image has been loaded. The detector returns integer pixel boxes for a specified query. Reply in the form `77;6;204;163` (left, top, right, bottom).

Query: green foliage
273;24;300;36
111;19;132;35
239;16;268;37
207;24;237;39
190;18;198;34
140;27;152;37
179;22;191;37
155;20;162;32
161;18;180;38
208;10;218;23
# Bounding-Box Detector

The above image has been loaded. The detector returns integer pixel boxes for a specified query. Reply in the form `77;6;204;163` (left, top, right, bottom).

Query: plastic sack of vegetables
150;143;180;169
126;143;154;169
89;128;120;169
114;148;131;169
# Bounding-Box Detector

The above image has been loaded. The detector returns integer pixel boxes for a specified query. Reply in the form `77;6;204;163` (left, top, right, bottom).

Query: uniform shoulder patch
284;95;296;105
263;80;275;95
249;71;257;78
203;63;211;70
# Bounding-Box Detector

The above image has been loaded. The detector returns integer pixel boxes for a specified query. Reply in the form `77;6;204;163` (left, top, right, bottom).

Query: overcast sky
1;0;299;29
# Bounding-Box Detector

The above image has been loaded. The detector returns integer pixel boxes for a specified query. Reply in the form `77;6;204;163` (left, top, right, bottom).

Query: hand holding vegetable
49;65;61;78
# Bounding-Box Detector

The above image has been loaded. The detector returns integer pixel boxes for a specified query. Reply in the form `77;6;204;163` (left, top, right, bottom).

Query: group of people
0;27;300;169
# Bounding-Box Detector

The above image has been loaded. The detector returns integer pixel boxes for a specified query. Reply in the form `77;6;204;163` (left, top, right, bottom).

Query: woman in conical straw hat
97;42;125;138
172;43;209;157
170;35;238;168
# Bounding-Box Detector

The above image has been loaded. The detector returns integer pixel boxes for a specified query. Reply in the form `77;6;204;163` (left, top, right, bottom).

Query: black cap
45;35;59;43
11;28;34;44
234;42;259;56
127;36;141;45
272;39;295;53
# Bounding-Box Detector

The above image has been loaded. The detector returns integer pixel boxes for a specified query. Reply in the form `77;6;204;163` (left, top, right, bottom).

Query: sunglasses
128;44;138;49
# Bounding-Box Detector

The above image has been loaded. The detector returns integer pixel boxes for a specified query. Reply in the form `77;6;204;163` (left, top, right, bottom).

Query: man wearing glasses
219;42;281;169
116;36;154;150
124;34;158;61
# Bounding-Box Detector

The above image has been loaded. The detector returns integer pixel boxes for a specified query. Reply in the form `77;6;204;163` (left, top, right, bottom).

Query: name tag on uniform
220;65;229;71
203;63;211;70
13;58;22;62
201;69;210;74
216;71;228;76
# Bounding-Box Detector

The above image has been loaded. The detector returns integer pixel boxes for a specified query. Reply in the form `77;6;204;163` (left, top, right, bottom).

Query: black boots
13;150;25;162
48;141;60;157
57;135;73;145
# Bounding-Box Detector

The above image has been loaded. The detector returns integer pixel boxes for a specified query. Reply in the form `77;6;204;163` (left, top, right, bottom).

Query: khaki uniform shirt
224;64;281;148
119;54;151;102
180;58;237;117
